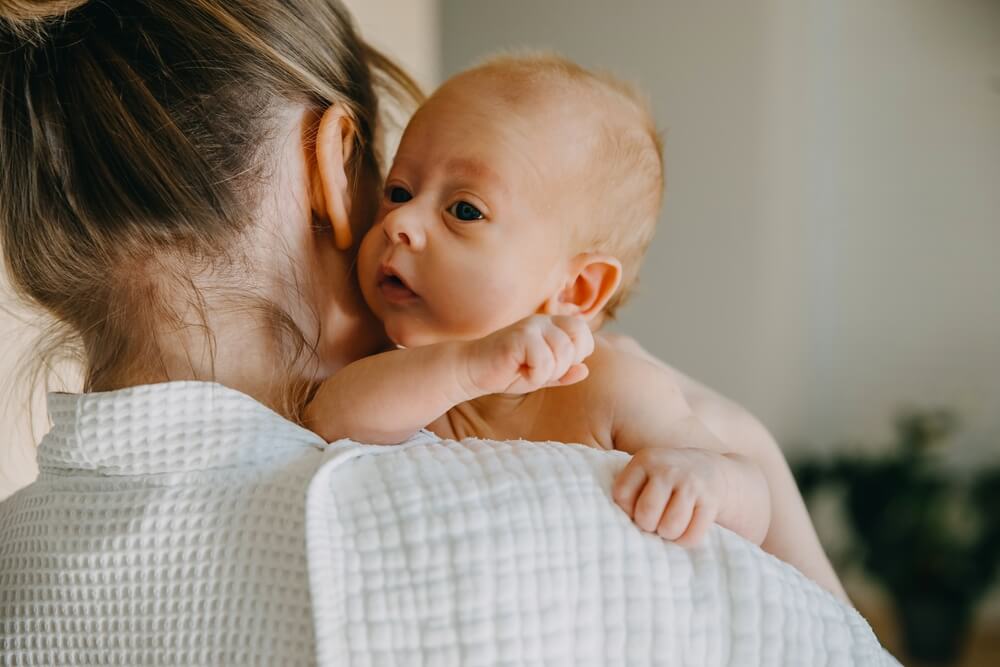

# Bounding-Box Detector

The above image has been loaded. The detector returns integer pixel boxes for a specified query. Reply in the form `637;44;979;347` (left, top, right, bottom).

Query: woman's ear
315;104;357;250
541;254;623;320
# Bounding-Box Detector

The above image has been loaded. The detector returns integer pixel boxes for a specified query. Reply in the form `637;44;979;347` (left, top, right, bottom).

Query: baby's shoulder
596;333;769;447
574;334;691;418
588;332;675;384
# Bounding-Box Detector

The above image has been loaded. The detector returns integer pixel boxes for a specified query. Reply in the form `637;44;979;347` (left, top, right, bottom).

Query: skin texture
305;71;850;603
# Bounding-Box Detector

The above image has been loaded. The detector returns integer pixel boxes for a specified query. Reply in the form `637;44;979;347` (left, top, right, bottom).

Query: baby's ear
313;104;358;250
543;254;622;320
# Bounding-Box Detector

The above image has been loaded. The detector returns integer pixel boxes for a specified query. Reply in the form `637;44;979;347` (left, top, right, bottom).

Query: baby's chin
381;316;448;350
382;310;498;350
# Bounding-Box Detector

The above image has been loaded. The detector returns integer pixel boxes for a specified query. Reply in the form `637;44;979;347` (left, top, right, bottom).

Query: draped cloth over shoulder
306;438;900;666
0;381;899;665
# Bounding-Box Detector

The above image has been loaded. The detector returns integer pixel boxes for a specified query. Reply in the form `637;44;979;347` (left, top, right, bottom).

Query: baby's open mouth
377;266;419;304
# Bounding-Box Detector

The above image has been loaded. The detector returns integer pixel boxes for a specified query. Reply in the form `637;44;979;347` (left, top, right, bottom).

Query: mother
0;0;846;664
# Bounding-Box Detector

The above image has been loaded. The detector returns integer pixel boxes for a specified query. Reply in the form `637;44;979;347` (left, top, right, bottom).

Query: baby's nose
382;209;426;250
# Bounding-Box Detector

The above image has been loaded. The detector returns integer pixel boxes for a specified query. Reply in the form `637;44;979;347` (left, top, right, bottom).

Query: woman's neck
86;298;311;419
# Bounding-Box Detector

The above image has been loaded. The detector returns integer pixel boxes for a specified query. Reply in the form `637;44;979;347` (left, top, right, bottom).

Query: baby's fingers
549;363;589;387
552;316;594;363
632;479;671;533
656;488;695;541
612;461;647;518
519;326;556;387
673;504;715;548
541;323;576;384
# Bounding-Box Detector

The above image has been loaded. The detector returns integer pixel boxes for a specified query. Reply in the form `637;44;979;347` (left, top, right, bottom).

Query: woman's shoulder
0;382;328;663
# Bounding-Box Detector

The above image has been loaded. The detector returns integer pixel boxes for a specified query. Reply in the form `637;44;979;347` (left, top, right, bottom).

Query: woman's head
0;0;419;417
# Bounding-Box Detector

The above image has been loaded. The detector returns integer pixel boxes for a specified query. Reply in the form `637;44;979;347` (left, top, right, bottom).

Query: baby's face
358;80;587;348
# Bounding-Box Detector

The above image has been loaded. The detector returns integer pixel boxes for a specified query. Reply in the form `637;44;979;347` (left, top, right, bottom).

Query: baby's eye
447;200;485;222
387;186;412;203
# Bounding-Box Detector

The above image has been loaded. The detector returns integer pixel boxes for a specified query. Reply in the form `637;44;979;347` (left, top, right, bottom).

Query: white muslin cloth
0;381;899;666
306;438;900;667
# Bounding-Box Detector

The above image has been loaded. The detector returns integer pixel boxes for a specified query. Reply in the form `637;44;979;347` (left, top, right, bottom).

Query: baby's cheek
444;272;524;332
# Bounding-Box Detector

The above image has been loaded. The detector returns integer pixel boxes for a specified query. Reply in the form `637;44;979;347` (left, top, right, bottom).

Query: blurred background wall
346;0;440;91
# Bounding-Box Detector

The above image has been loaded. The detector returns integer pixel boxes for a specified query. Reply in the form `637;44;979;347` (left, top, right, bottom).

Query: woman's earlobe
316;104;357;250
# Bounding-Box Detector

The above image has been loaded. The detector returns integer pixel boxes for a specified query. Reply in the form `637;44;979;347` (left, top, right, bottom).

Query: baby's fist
464;315;594;396
612;447;727;548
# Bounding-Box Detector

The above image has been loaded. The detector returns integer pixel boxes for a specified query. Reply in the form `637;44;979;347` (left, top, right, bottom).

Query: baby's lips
376;263;420;302
377;263;410;289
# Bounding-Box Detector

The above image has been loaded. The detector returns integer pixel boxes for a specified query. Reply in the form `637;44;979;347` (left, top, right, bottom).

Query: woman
0;1;418;662
0;0;847;664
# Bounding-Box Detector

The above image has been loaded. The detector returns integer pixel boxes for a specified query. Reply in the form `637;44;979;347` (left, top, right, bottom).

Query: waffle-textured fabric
0;381;899;666
307;440;901;667
0;382;334;666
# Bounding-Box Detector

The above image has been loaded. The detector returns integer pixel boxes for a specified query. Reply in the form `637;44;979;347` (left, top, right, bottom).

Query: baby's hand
612;447;729;547
462;315;595;396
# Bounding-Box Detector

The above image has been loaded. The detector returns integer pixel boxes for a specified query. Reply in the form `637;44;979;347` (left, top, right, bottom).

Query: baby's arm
599;347;772;547
304;341;478;444
602;334;849;603
304;315;593;444
680;378;851;603
614;421;772;547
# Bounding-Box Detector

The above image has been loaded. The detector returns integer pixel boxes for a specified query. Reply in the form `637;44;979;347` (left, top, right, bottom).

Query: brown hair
0;0;420;419
469;52;664;318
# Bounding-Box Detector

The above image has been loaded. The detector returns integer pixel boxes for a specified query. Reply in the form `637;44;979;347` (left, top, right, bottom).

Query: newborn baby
307;54;781;563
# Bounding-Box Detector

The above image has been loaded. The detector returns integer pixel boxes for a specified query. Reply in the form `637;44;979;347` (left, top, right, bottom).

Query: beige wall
344;0;440;91
0;284;51;499
0;0;441;500
441;0;1000;457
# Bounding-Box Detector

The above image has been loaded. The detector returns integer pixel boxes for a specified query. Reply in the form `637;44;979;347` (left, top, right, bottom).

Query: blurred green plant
793;409;1000;665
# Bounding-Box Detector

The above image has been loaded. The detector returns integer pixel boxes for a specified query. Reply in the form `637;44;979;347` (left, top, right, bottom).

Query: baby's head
358;53;663;347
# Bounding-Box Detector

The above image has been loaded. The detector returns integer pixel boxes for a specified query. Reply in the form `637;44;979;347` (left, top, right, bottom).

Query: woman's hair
0;0;420;419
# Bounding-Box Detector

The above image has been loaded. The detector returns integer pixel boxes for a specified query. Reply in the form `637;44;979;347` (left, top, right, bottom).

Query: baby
306;55;818;586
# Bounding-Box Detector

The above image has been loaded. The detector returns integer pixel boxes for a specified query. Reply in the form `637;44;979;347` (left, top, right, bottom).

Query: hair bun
0;0;87;23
